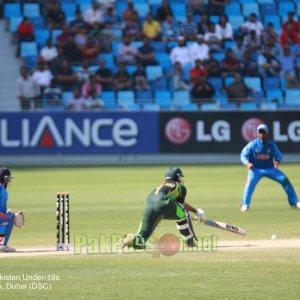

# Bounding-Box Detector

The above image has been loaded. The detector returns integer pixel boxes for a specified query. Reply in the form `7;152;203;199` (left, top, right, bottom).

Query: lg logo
165;118;192;144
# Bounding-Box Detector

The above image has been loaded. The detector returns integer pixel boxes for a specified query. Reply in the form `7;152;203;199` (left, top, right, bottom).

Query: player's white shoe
240;205;249;212
293;202;300;209
118;233;136;249
0;245;16;253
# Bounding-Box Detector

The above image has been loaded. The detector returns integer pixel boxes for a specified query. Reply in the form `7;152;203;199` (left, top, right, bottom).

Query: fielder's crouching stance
119;167;206;249
0;167;24;253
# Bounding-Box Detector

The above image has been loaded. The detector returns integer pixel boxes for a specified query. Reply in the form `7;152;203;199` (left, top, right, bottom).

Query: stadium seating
7;0;300;112
4;3;21;18
102;91;117;109
20;42;38;58
173;91;190;107
136;91;153;105
155;91;171;109
35;29;50;47
285;89;300;107
117;91;135;107
23;3;40;18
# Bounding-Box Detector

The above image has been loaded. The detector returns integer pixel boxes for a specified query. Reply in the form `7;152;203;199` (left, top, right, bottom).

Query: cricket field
1;164;300;299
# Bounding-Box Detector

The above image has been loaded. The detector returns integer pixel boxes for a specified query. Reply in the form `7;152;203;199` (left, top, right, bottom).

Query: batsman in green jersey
119;167;206;249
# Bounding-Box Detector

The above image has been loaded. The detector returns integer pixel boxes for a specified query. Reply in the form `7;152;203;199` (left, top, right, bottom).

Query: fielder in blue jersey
0;167;16;252
240;124;299;212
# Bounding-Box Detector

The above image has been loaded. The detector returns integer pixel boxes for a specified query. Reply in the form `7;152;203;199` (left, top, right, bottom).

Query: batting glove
196;208;206;224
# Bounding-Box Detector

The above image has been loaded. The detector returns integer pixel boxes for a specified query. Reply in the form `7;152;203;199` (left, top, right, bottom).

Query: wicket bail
56;192;70;251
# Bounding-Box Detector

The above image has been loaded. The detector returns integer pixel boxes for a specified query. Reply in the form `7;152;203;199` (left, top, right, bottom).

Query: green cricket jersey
146;180;187;204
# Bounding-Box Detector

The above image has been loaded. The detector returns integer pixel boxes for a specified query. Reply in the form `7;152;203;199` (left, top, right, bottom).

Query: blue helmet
0;167;11;183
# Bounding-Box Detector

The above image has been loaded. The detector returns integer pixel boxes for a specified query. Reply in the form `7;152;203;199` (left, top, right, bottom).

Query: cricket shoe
0;245;16;253
118;233;136;249
240;205;249;212
292;202;300;209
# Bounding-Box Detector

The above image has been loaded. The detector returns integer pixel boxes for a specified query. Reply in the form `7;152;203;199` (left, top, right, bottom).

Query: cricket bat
193;217;246;236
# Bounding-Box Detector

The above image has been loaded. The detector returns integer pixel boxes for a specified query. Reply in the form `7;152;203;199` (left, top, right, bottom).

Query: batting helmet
165;167;184;182
0;167;12;182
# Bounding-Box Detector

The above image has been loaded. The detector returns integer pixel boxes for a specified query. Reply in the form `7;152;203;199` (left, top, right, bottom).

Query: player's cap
257;124;268;133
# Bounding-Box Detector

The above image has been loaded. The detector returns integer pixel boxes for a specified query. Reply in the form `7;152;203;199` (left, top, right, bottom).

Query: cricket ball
271;234;277;240
158;234;180;256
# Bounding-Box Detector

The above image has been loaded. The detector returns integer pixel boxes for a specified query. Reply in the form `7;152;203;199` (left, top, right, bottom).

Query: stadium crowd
2;0;300;110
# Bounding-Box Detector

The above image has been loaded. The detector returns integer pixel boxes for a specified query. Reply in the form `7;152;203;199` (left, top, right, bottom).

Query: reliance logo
0;116;138;148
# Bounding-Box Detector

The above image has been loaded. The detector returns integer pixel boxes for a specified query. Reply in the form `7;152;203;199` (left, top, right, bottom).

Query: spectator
82;74;104;109
241;13;263;37
46;2;66;29
232;36;246;62
243;30;262;60
74;28;89;49
262;22;279;45
100;22;117;52
137;36;158;66
16;17;34;57
285;75;300;89
180;13;198;41
188;0;206;16
113;63;132;90
209;0;230;16
240;50;259;77
16;66;40;110
43;0;58;19
197;12;210;35
43;79;63;107
50;46;66;75
132;62;151;91
280;23;299;47
223;73;253;106
95;59;114;90
40;38;58;63
221;48;241;77
123;1;139;23
204;23;223;53
70;11;88;32
62;38;83;65
170;37;192;67
67;87;87;111
278;46;296;78
161;15;179;43
156;0;173;22
189;34;210;65
104;6;119;27
204;49;222;76
123;17;141;40
173;62;191;91
216;15;233;41
56;24;75;47
76;59;94;83
282;12;299;34
142;13;162;41
189;59;208;84
258;46;280;77
56;59;78;91
84;0;104;29
118;36;138;65
32;61;53;96
81;37;101;64
191;74;215;106
265;37;282;58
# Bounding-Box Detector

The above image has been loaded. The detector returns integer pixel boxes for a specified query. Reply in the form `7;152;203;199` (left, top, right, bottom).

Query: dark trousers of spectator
19;97;41;110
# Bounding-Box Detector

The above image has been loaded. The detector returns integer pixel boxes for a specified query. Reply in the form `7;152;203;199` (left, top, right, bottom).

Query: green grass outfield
1;164;300;299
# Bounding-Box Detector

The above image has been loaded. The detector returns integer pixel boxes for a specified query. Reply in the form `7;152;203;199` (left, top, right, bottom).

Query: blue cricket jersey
241;138;282;169
0;183;8;214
